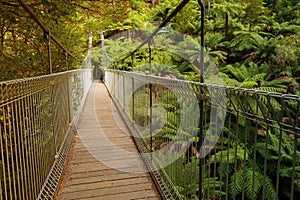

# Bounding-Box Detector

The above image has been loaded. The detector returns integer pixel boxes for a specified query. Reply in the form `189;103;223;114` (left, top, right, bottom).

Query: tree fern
203;177;225;199
230;31;265;51
229;167;276;200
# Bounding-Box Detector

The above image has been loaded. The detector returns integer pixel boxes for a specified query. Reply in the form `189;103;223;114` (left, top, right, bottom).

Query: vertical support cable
198;1;205;199
131;55;135;129
50;85;57;159
67;77;72;125
100;31;107;68
199;0;205;84
252;93;259;200
262;95;272;199
132;77;135;127
131;54;134;72
276;96;284;199
23;96;33;200
87;32;92;69
65;51;68;71
242;110;248;200
148;41;153;75
198;91;204;200
149;83;153;157
290;99;299;200
148;41;153;158
123;73;125;110
46;31;52;74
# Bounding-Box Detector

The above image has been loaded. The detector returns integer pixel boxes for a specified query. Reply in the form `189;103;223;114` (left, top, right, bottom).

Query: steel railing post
149;83;153;157
123;74;125;110
198;1;205;199
131;54;135;127
132;77;135;127
148;41;153;158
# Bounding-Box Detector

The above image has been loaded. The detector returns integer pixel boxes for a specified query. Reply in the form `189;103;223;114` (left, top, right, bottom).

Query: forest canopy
0;0;130;80
0;0;299;97
1;1;300;199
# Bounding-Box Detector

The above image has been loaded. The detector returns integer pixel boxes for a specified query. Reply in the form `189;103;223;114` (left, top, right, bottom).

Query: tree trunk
225;13;229;40
1;19;5;46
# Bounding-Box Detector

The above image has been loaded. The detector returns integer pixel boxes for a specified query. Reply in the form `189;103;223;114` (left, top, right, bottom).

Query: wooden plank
56;83;160;200
60;183;156;200
61;177;153;193
64;159;147;174
67;168;145;179
81;190;159;200
64;171;149;186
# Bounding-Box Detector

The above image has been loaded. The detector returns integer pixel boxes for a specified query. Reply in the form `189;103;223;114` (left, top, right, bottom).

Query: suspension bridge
1;0;300;200
1;68;300;200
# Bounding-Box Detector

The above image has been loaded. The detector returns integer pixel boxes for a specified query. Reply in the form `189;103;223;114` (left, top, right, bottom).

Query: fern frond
256;86;286;93
238;81;258;88
221;65;246;82
229;169;244;197
248;73;267;82
244;168;264;199
264;176;276;200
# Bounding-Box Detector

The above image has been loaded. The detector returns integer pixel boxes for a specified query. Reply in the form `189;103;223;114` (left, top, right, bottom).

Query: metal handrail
104;69;300;200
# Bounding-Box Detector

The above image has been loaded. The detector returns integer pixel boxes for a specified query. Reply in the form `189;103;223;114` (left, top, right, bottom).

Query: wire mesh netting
105;70;300;200
0;69;92;200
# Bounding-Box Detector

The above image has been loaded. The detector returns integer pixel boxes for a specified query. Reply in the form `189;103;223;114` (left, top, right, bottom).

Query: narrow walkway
56;82;160;200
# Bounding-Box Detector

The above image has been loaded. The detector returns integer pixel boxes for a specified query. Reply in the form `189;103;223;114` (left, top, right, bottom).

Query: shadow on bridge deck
56;82;160;200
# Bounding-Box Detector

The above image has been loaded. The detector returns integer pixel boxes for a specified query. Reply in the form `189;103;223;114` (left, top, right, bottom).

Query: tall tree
0;0;130;81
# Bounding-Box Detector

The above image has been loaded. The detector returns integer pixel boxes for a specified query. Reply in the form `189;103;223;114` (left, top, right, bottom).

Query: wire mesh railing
0;69;92;200
104;69;300;200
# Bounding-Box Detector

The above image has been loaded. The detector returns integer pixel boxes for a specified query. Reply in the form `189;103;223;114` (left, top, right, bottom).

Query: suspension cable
17;0;80;62
118;0;191;63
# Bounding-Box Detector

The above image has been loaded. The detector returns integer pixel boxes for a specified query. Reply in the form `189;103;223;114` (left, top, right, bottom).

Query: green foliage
274;0;300;24
2;0;300;199
0;0;130;81
229;167;276;200
117;1;300;199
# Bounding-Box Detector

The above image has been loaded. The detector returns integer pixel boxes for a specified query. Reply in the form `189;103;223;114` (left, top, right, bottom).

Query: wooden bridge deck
56;82;160;200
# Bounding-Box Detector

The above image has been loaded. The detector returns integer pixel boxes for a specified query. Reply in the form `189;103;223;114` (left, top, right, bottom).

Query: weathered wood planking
56;82;160;200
